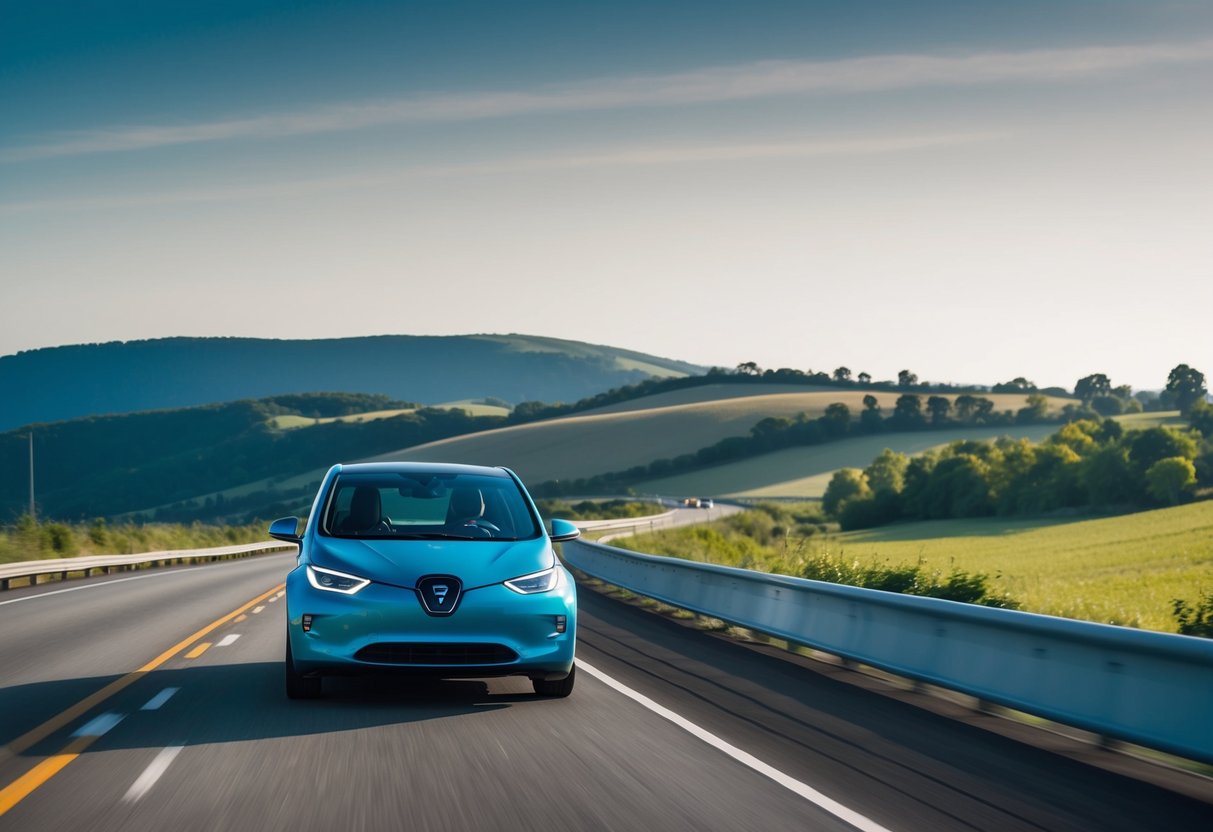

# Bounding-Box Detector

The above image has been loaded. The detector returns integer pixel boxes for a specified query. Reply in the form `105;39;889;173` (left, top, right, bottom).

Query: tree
1190;400;1213;438
1166;364;1207;415
821;403;851;436
859;394;883;433
897;369;918;389
865;449;909;494
890;394;925;429
1128;427;1198;475
735;361;761;376
953;394;978;422
822;469;871;517
993;377;1036;393
857;372;871;385
1074;373;1111;404
1016;393;1049;423
833;367;852;382
1145;457;1196;505
926;395;952;425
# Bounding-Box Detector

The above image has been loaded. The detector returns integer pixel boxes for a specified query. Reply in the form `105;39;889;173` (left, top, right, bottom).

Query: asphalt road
0;551;1209;831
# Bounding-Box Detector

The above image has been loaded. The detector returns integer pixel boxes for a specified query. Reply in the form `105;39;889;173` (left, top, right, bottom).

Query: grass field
622;501;1213;633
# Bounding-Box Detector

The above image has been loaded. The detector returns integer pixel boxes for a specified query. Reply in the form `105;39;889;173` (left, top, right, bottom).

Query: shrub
1172;592;1213;637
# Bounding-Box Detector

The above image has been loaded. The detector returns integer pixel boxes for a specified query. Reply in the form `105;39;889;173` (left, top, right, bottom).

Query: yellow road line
0;736;95;815
4;582;284;757
184;643;211;659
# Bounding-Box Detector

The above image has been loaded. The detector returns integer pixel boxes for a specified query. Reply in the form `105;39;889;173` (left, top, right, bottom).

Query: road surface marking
252;606;265;614
184;642;211;659
217;634;241;647
71;712;125;737
123;746;184;803
0;582;285;819
0;737;94;815
267;596;278;603
234;614;247;622
141;688;180;711
577;659;895;832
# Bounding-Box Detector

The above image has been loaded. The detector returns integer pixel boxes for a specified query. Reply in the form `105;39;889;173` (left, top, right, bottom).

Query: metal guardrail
0;541;297;590
573;510;678;534
563;538;1213;766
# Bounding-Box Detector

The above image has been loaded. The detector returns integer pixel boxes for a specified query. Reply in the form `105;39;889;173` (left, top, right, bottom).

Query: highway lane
1;553;1210;831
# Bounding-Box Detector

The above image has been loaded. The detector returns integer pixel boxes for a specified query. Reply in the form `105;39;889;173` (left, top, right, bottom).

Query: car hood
306;535;553;589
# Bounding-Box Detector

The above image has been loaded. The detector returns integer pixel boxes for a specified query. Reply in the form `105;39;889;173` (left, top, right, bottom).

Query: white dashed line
71;712;125;738
252;606;265;614
140;688;180;711
267;596;278;603
123;746;184;803
576;659;895;832
217;634;241;647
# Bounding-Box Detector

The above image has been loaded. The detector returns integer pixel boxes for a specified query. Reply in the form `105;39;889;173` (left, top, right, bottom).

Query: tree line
532;390;1062;498
825;413;1212;531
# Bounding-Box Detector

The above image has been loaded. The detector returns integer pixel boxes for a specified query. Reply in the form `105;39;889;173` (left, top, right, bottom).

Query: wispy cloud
0;131;1000;214
4;38;1208;163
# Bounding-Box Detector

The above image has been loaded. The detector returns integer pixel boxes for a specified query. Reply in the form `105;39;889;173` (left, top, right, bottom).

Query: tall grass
0;516;268;564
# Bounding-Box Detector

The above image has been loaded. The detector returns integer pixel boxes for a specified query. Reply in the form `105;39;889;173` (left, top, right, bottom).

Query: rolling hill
151;386;1070;521
0;334;703;431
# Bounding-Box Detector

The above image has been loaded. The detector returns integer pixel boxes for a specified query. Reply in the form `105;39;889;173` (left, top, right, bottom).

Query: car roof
334;461;513;478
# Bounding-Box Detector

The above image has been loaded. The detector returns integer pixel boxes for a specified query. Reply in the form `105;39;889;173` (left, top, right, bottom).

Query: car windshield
319;471;541;541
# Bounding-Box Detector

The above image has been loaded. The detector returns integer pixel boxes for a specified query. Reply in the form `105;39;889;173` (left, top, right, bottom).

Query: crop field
624;501;1213;632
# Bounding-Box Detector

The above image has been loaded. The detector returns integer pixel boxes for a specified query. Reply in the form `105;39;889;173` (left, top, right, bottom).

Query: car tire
285;636;322;700
532;664;575;697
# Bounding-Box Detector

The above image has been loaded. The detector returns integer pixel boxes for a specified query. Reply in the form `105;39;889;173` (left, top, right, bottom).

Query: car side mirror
549;518;580;542
269;516;302;544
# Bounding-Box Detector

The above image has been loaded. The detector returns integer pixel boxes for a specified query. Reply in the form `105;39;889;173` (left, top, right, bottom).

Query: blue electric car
268;462;579;699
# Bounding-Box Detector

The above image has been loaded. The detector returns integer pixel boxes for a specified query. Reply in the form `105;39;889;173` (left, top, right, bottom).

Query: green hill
0;334;703;431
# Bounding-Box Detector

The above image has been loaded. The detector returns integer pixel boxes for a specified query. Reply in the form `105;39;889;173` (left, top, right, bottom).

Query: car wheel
285;636;322;699
532;664;575;697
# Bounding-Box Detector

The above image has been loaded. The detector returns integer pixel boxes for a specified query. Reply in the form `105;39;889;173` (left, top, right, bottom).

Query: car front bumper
285;565;577;680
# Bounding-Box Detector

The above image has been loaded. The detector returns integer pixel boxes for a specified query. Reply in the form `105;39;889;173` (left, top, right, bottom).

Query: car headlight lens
504;567;560;594
306;564;370;594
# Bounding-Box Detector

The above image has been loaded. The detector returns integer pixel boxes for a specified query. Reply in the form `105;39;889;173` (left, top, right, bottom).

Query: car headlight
504;567;560;594
306;564;370;594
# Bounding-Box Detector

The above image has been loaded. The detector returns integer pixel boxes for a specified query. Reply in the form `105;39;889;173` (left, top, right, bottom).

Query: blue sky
3;1;1212;390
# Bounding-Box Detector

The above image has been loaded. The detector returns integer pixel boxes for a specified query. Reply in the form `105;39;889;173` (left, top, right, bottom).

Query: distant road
1;554;1209;830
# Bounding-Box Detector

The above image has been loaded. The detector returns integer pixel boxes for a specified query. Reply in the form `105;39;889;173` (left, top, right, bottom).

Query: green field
623;501;1213;633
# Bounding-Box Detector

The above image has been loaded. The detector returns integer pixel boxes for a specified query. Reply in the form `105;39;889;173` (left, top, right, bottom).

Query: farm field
622;501;1213;633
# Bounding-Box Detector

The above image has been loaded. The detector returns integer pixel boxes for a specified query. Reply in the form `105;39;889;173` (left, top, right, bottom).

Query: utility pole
28;432;35;523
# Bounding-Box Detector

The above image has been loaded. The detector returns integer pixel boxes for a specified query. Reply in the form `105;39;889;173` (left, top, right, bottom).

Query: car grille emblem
417;575;462;616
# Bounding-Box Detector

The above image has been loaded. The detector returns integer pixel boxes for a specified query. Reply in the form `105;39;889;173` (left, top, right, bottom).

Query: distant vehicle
682;497;700;508
699;498;714;509
270;462;579;699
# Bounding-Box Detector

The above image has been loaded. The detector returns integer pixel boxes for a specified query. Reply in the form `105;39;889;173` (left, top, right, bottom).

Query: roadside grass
616;501;1213;633
0;518;268;564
